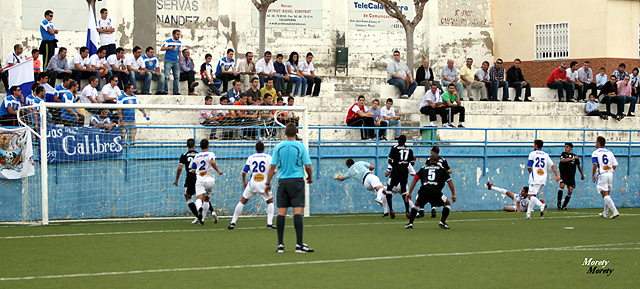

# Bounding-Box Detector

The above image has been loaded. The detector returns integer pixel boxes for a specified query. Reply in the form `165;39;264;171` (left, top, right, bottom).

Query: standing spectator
236;52;257;91
161;29;182;95
2;44;26;92
117;83;148;144
299;52;322;97
488;59;509;101
216;48;240;93
32;49;41;79
387;50;417;99
255;51;276;89
125;46;151;95
442;83;465;128
617;75;637;117
142;47;167;95
598;75;625;117
475;61;492;101
440;59;463;99
586;94;618;120
612;63;628;81
346;95;375;140
179;49;199;95
71;47;100;86
60;80;85;127
566;61;584;102
199;53;222;96
45;47;72;87
97;8;116;57
285;52;305;96
0;86;23;126
88;47;108;90
39;10;58;72
369;99;388;140
547;62;574;102
595;67;608;90
260;77;277;103
506;58;532;102
460;58;484;101
577;61;598;101
107;47;129;89
199;96;219;139
416;59;438;88
273;54;289;96
629;67;639;98
380;98;401;140
420;83;448;127
226;80;242;104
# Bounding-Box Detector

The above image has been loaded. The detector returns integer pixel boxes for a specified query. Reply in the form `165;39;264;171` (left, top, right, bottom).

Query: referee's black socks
294;214;304;246
276;215;285;245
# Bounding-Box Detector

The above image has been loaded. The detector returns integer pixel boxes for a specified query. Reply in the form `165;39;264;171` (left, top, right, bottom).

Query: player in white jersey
384;163;416;218
228;141;275;229
525;139;561;219
592;136;620;219
189;139;223;225
487;182;546;212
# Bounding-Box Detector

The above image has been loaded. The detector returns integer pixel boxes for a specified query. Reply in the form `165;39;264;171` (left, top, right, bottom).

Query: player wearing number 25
526;139;561;219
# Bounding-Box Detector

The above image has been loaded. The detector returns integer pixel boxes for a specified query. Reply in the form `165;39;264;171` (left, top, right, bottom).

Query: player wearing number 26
526;139;561;219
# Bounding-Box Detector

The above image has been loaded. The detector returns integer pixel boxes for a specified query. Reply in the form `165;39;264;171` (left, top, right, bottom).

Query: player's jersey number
251;161;266;173
198;160;207;176
534;157;545;168
399;149;410;162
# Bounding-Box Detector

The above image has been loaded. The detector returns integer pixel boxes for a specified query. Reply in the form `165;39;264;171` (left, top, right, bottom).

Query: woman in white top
286;52;306;97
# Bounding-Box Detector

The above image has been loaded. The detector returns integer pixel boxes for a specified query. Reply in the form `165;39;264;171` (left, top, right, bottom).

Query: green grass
1;208;639;288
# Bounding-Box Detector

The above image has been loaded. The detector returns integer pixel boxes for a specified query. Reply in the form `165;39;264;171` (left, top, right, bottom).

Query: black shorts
560;175;576;187
387;171;409;193
416;186;446;207
184;182;196;196
276;178;306;208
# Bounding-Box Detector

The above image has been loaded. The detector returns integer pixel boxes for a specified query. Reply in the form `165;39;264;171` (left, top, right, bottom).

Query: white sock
376;188;385;200
408;200;414;208
266;203;274;225
231;202;244;224
530;196;543;207
603;201;609;215
382;196;389;213
604;195;618;214
490;186;509;195
202;201;209;219
526;196;536;216
195;199;203;211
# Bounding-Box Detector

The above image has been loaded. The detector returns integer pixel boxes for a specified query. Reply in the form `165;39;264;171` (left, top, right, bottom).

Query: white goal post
17;102;310;225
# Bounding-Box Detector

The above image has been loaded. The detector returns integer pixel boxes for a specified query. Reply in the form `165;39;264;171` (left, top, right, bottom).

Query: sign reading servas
46;127;123;163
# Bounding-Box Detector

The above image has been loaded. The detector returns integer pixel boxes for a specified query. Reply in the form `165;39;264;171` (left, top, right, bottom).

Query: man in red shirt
546;62;575;102
346;95;375;140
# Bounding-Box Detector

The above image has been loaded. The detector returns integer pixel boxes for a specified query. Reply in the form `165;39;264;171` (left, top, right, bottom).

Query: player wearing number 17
228;141;275;230
189;139;223;225
526;139;561;219
592;136;620;219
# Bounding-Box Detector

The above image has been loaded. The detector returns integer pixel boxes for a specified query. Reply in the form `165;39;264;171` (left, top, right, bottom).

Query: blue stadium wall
1;144;639;222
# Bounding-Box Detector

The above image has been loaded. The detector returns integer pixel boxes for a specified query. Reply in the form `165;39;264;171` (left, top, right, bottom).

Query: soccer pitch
1;209;638;288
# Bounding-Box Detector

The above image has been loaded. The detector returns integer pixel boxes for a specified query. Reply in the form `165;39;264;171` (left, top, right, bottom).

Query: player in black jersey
405;153;457;229
386;135;415;218
173;138;213;223
418;146;452;218
557;143;585;210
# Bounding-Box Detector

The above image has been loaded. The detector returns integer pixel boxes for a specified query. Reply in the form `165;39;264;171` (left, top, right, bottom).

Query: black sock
409;208;418;224
386;194;394;212
294;214;304;246
208;202;214;212
402;194;410;213
441;206;450;223
187;202;198;217
562;195;571;208
557;190;563;207
276;215;285;245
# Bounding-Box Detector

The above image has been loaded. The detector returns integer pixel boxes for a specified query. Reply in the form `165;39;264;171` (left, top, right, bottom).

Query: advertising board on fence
348;0;416;31
46;127;123;163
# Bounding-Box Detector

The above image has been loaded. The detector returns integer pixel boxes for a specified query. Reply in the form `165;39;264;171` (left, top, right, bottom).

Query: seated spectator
50;76;71;124
442;83;465;128
88;47;109;90
547;62;574;102
199;96;219;139
32;49;41;79
106;47;129;90
285;52;305;96
216;48;240;93
441;59;463;100
256;51;276;89
282;96;300;126
586;94;619;121
420;83;448;127
237;52;257;91
225;80;242;104
416;59;439;89
612;63;628;82
117;83;148;144
245;77;261;103
142;46;166;95
91;108;116;131
475;61;492;101
180;49;199;95
617;75;637;117
199;53;222;96
577;60;598;101
215;96;235;140
598;75;625;117
124;46;152;94
0;86;23;126
259;94;277;139
233;93;250;139
71;46;100;87
273;53;289;96
44;47;72;87
566;61;585;102
506;58;532;101
2;44;26;92
630;67;639;98
595;67;607;90
387;50;417;99
369;99;388;140
260;77;277;103
26;85;47;130
460;58;484;101
380;98;402;140
60;80;85;127
80;76;101;114
346;95;375;140
489;59;509;101
299;52;322;97
101;75;121;104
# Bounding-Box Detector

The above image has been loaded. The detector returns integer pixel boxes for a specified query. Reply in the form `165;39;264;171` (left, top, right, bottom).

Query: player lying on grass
487;182;545;212
384;163;416;218
335;159;386;210
228;141;276;230
405;153;457;229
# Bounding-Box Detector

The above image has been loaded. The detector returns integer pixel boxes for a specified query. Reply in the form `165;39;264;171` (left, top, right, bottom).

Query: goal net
17;99;309;225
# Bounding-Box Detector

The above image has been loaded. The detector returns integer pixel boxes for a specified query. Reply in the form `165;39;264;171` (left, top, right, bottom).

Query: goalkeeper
335;159;386;210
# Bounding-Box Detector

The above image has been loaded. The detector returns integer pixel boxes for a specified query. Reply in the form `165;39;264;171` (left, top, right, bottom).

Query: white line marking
1;242;638;282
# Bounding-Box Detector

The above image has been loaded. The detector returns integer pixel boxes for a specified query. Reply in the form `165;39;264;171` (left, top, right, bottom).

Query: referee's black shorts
277;178;305;208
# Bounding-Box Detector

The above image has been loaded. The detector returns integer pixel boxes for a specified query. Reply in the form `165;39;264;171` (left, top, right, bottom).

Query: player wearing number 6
526;139;561;219
228;141;275;229
189;139;223;225
592;136;620;219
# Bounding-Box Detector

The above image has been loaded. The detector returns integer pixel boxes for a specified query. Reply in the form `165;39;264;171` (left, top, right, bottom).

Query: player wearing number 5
228;141;275;229
526;140;561;219
592;136;620;219
189;139;223;225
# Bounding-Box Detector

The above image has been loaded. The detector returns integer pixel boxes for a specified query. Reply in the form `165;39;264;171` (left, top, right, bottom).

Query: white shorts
528;184;544;195
242;181;273;202
364;174;383;191
596;173;613;192
196;180;216;197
